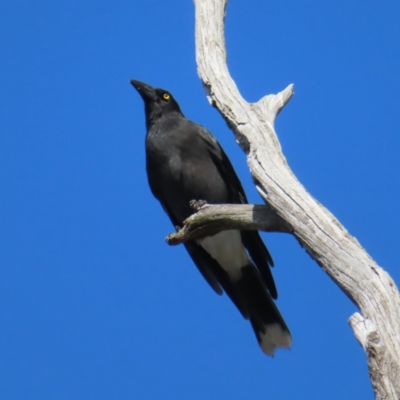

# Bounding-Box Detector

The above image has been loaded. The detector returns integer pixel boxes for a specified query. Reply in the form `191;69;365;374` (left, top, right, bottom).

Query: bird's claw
189;199;208;210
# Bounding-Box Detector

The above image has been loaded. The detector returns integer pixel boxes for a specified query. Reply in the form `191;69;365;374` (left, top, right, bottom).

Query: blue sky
1;1;399;399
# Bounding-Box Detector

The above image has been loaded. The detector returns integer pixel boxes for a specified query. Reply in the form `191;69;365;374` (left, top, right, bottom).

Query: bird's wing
195;124;278;299
161;197;253;316
195;125;247;203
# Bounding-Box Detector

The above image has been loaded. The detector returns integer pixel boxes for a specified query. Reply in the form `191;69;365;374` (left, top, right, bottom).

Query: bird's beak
130;79;157;102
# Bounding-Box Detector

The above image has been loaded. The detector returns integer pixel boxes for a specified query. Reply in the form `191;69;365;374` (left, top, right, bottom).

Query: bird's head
130;80;183;128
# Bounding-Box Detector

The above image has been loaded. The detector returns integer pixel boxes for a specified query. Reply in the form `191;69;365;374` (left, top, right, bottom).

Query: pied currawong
130;79;291;356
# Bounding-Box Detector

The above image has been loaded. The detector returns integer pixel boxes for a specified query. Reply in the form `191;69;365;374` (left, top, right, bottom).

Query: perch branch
193;0;400;398
166;203;290;245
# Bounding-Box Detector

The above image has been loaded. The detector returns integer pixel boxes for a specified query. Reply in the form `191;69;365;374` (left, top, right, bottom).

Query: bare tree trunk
171;0;400;398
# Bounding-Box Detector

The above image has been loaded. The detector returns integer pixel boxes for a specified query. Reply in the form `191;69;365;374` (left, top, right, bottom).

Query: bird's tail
238;265;292;356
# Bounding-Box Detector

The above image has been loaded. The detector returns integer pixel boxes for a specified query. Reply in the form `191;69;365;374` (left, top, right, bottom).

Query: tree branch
166;203;291;245
191;0;400;398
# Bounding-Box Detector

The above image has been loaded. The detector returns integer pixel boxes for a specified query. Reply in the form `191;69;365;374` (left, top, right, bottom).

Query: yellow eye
163;93;170;100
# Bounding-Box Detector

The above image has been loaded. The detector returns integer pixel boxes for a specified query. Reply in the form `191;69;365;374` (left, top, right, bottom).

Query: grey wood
166;203;290;245
191;0;400;398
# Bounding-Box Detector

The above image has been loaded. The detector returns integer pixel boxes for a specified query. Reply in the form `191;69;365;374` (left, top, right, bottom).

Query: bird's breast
145;126;230;221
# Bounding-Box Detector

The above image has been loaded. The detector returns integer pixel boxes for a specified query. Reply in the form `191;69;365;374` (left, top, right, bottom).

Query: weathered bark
166;203;291;245
170;0;400;398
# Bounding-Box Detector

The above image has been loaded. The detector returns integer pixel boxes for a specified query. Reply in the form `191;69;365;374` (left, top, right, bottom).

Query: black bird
130;79;291;356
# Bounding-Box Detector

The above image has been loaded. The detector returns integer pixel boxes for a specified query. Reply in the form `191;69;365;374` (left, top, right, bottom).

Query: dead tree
166;1;400;398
